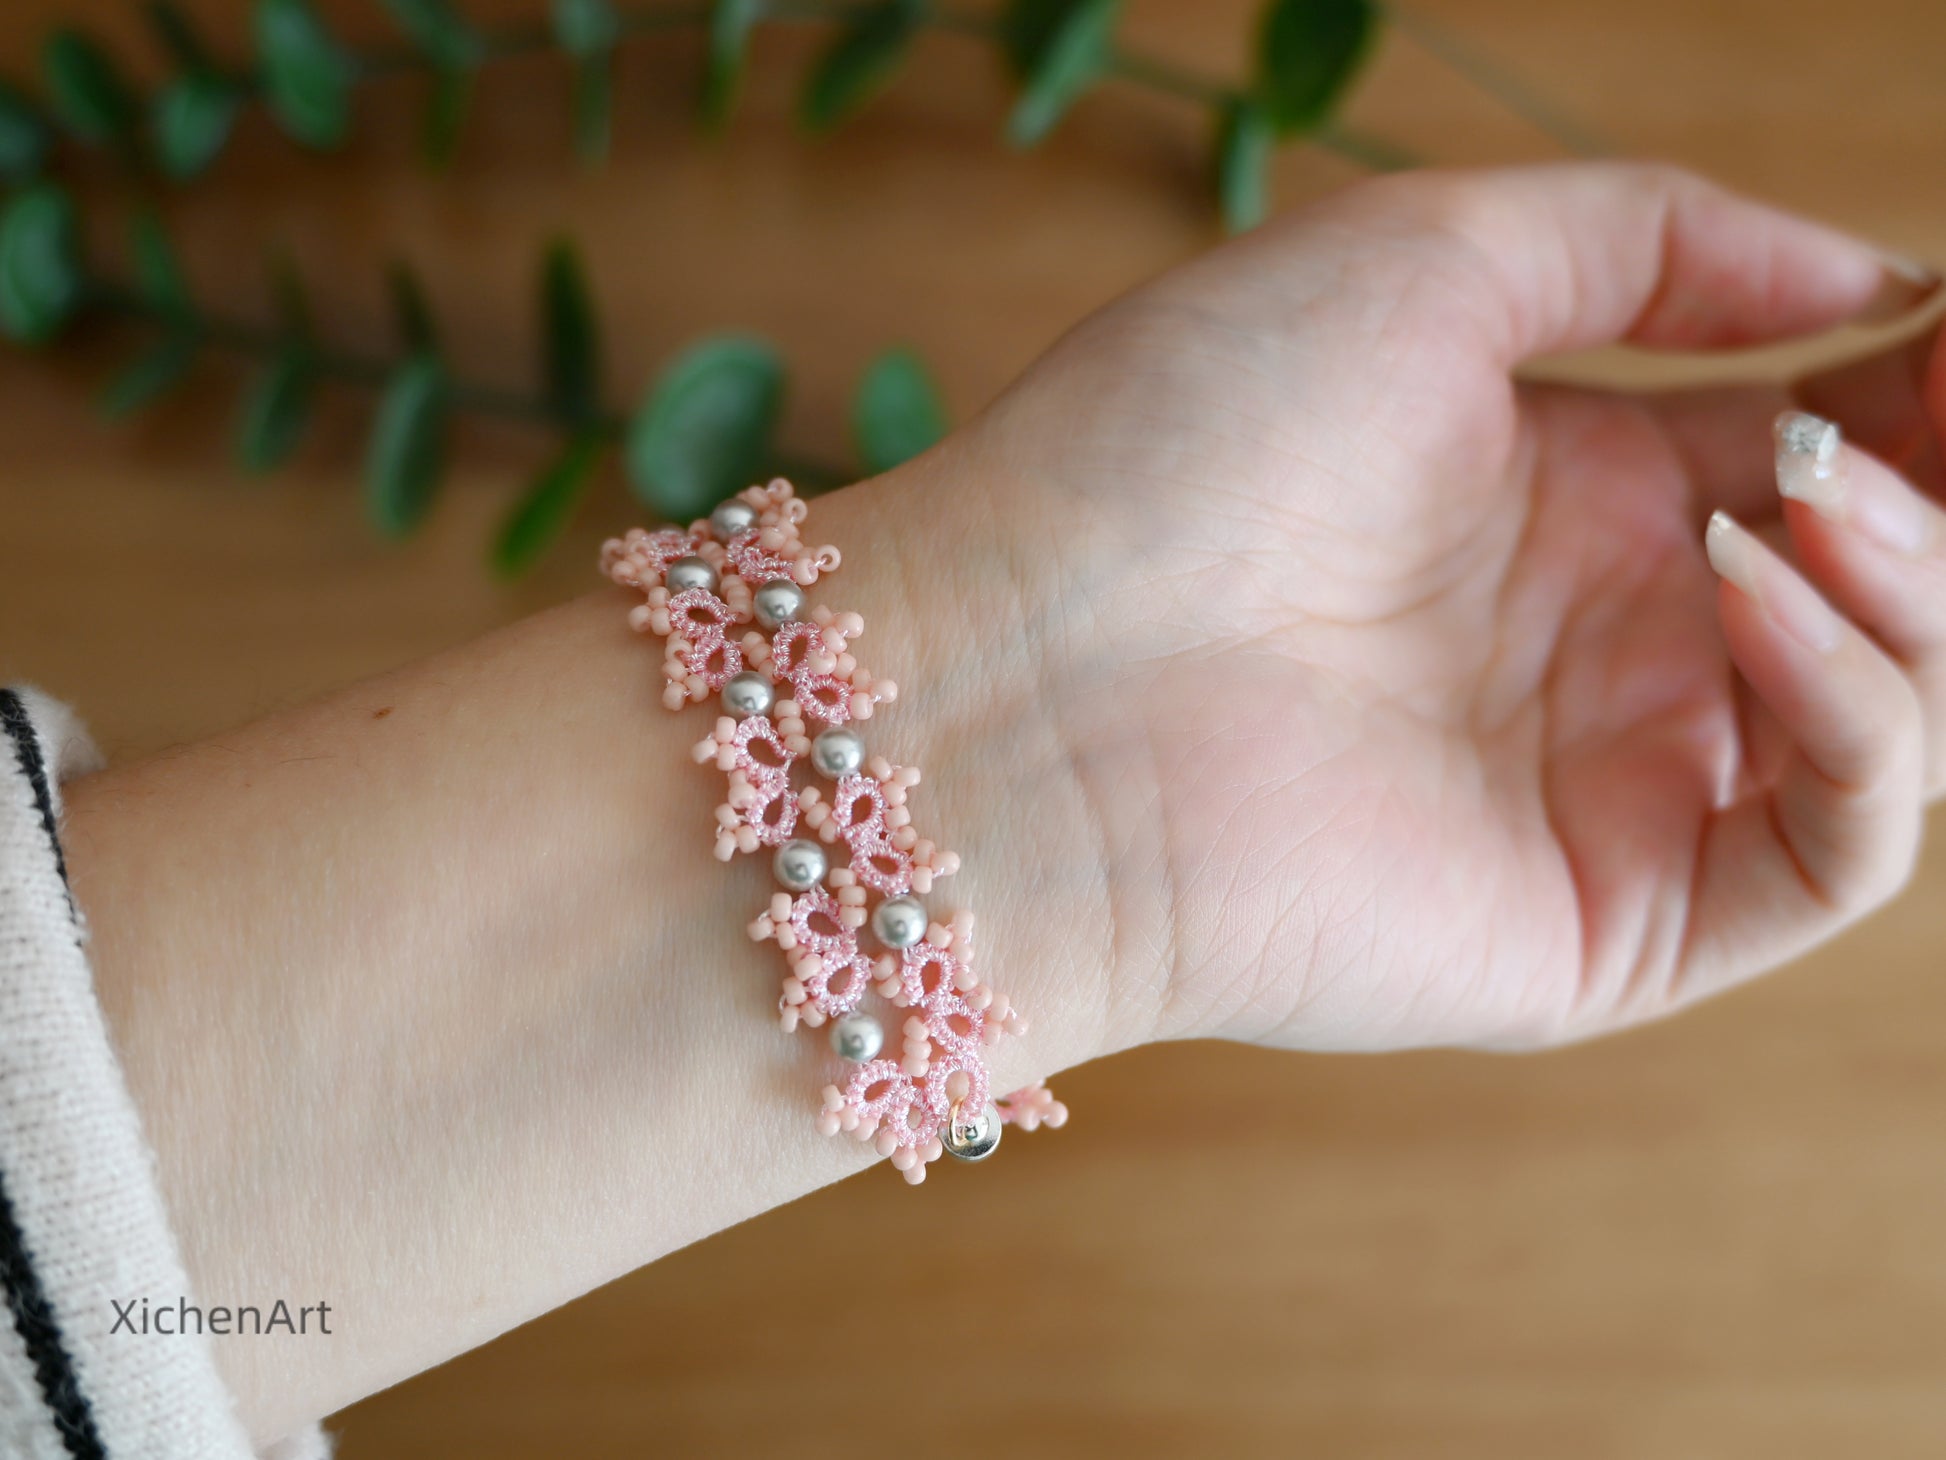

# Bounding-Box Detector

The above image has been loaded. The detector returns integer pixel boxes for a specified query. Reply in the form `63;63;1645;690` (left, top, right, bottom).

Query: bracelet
600;479;1067;1184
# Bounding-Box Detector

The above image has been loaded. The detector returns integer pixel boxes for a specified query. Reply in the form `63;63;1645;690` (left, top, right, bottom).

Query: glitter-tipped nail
1773;411;1845;520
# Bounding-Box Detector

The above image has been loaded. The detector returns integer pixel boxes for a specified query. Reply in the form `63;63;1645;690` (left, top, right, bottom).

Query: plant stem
1313;122;1418;173
1378;3;1611;158
39;1;1446;178
1104;48;1231;110
87;281;851;482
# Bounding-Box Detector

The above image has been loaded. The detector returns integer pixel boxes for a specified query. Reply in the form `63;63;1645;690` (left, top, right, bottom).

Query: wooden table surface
2;1;1944;1456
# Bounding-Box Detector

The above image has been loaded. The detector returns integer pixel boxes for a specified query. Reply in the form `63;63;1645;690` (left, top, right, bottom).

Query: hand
889;162;1945;1053
53;163;1944;1436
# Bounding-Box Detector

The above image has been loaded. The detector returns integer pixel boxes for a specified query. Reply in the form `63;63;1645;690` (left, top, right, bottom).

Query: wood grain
1;2;1943;1456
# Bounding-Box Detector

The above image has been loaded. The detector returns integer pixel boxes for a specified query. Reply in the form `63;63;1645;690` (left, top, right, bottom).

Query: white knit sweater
0;687;328;1460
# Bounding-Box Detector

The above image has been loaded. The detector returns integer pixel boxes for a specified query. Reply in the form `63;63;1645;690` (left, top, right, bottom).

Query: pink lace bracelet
600;479;1067;1184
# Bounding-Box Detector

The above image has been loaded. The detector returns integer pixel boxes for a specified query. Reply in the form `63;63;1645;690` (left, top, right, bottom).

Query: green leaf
800;0;922;134
0;83;52;183
100;335;197;420
1001;0;1121;148
387;260;437;354
384;0;480;166
491;432;604;578
366;354;449;538
552;0;621;57
0;185;84;346
43;29;140;146
146;2;216;75
255;0;355;149
383;0;485;69
130;211;191;318
1254;0;1378;137
153;73;241;179
1214;97;1273;233
235;350;317;473
1000;0;1067;71
422;64;471;167
541;241;599;420
553;0;618;160
852;346;945;475
704;0;765;127
627;334;784;520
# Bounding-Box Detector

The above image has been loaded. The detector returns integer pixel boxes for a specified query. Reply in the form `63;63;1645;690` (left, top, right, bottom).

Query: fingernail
1773;409;1940;556
1705;510;1763;599
1706;510;1842;653
1774;410;1846;521
1856;253;1943;323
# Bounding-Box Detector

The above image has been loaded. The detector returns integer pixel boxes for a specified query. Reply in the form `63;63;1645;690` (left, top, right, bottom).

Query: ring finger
1772;409;1946;794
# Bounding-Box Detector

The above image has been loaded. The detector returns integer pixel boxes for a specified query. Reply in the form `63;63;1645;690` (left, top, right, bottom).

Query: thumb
1323;162;1938;365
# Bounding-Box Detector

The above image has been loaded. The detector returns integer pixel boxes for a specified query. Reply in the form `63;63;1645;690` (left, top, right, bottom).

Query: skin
57;163;1946;1443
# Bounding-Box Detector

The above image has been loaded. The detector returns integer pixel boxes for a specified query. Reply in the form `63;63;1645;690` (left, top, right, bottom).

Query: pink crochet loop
597;477;1063;1184
742;612;897;725
923;1047;990;1127
889;938;972;1011
839;1060;931;1148
765;620;855;724
807;775;903;893
923;992;986;1062
724;530;797;588
709;715;798;856
662;587;745;696
753;888;874;1028
799;767;960;898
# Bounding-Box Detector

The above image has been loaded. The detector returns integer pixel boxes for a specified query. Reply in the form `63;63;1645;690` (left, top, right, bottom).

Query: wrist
811;450;1162;1071
59;454;1148;1436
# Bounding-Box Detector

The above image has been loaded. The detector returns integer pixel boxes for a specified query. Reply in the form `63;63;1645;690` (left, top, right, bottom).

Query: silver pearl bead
942;1102;1002;1162
710;499;758;539
773;838;828;892
665;555;719;594
871;895;926;950
752;578;806;630
828;1012;883;1063
720;671;774;719
810;727;865;779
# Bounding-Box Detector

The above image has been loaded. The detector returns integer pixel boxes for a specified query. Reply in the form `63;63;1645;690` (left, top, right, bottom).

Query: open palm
948;164;1942;1052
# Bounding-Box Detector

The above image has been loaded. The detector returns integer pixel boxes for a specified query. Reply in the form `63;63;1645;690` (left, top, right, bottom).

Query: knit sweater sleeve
0;687;329;1460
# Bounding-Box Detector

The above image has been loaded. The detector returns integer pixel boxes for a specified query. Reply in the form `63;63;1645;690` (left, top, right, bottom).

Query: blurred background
1;1;1944;1455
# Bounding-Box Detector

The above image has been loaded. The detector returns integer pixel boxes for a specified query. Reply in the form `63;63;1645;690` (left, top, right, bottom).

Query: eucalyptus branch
0;1;1601;576
95;281;634;433
0;193;878;575
3;0;1597;218
1102;47;1233;110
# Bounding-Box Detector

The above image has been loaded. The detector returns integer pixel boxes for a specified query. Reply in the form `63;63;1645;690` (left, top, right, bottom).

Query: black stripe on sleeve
0;1180;107;1460
0;689;109;1459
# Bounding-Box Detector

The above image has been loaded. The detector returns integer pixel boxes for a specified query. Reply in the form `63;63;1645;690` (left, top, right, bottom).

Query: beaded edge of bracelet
599;478;1067;1184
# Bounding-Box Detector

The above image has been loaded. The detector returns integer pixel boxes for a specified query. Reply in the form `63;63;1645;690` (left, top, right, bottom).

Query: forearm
59;456;1138;1440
